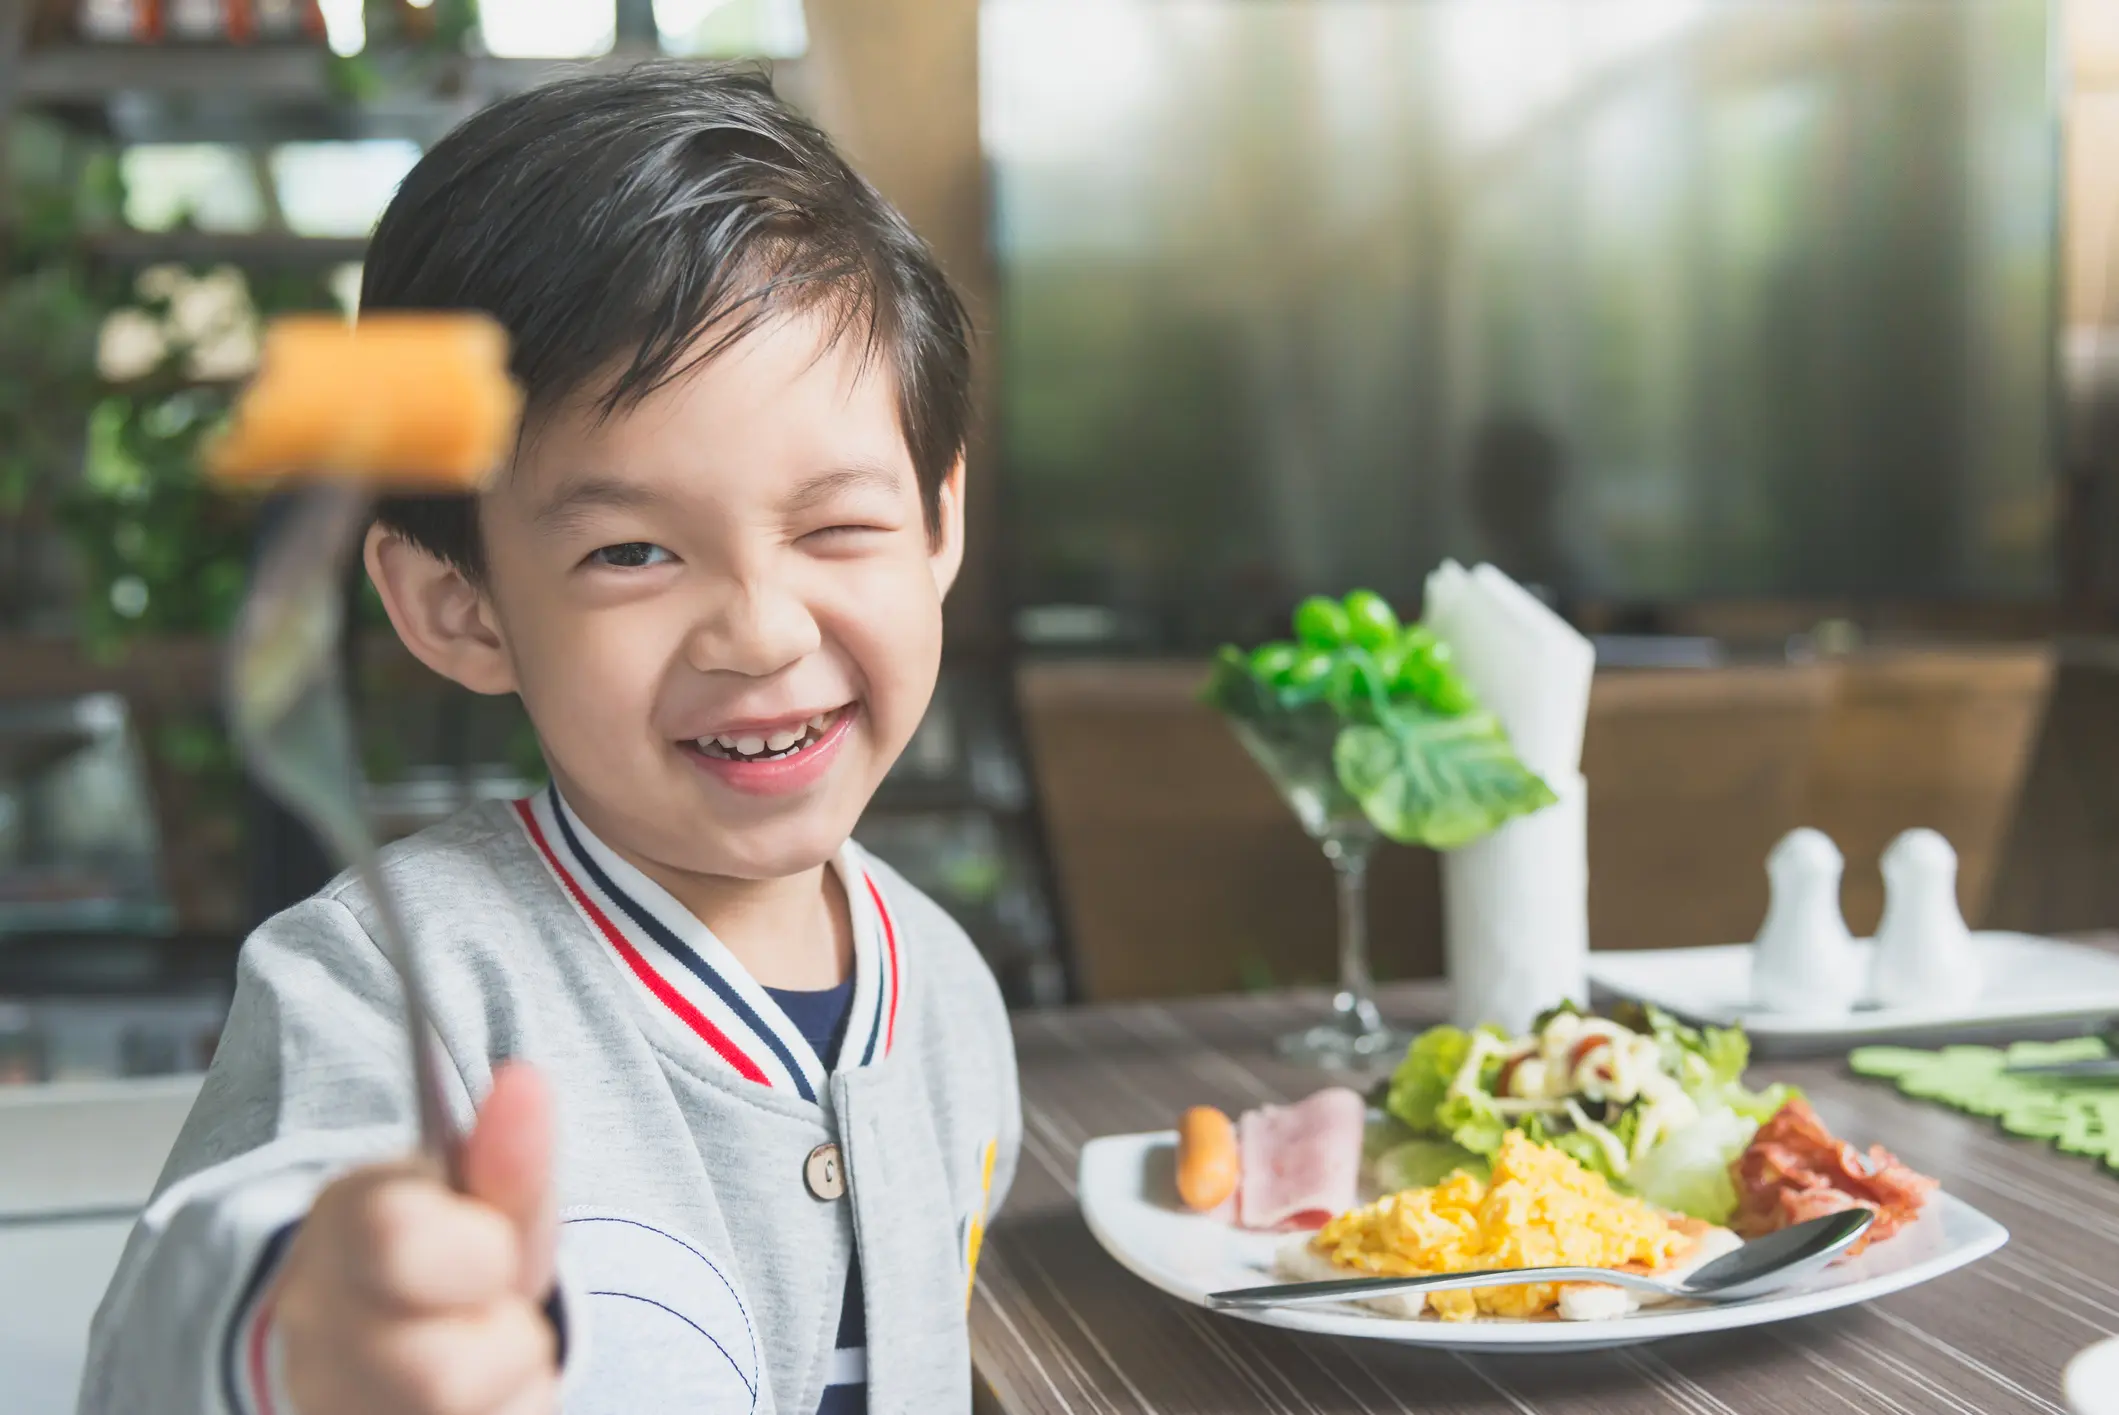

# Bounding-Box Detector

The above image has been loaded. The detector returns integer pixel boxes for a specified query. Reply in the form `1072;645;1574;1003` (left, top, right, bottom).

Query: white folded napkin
1422;561;1594;779
1443;771;1590;1032
1425;562;1596;1030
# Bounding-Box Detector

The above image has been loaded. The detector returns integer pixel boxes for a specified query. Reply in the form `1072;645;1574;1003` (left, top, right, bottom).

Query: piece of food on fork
207;312;521;487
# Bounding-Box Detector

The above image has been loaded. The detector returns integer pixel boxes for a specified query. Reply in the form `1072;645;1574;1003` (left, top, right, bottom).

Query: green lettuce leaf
1436;1091;1510;1156
1332;709;1557;850
1722;1081;1799;1126
1386;1025;1474;1134
1373;1139;1490;1191
1628;1105;1761;1224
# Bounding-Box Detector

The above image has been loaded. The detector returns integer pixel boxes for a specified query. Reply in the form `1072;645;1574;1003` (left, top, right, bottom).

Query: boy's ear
929;457;967;599
363;524;518;695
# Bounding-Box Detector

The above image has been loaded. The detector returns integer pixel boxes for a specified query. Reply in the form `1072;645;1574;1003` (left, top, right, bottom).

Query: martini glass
1229;716;1411;1069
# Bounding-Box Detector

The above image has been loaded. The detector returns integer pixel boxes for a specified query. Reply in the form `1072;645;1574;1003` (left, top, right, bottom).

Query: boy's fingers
344;1176;520;1311
365;1300;557;1415
462;1060;559;1299
488;1377;564;1415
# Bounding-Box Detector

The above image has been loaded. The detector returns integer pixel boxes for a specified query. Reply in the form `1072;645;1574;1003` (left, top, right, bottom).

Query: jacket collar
513;784;901;1103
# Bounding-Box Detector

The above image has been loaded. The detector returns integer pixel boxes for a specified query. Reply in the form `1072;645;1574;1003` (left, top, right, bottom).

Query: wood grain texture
973;979;2117;1414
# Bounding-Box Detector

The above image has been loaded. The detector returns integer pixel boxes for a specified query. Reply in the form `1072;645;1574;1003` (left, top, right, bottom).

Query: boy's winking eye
539;460;923;566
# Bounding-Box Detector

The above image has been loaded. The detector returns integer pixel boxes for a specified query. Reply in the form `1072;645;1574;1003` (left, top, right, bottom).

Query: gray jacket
80;789;1021;1414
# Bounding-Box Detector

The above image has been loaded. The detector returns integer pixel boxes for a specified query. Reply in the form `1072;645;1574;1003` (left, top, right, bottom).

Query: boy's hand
274;1062;560;1415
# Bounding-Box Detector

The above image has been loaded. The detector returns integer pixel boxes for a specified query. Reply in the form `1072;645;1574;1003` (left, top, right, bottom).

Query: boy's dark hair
365;61;971;577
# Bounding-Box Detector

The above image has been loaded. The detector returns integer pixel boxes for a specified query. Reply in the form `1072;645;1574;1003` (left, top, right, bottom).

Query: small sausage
1175;1105;1240;1211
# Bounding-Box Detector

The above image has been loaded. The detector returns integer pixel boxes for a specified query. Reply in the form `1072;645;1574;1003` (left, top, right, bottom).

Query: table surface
971;981;2118;1415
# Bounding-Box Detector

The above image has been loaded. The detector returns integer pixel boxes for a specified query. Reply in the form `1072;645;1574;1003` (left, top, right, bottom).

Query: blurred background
2;0;2119;1082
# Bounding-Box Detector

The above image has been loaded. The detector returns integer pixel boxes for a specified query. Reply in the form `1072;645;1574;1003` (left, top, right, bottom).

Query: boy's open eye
587;542;674;569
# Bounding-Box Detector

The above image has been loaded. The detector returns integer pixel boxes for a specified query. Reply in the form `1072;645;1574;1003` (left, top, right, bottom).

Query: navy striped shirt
763;978;866;1415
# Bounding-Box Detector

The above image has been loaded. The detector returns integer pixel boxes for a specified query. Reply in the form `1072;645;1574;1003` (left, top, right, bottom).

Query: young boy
82;63;1019;1415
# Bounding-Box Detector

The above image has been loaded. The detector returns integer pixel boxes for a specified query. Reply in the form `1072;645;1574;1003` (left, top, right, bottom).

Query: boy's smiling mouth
692;705;847;762
677;705;858;795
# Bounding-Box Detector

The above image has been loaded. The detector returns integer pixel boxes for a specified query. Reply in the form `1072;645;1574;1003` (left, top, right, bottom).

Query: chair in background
1985;643;2119;935
1581;664;1837;953
1015;660;1441;1002
1806;647;2054;935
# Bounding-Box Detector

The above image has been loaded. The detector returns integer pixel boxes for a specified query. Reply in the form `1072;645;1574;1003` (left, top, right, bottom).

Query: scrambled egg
1310;1133;1685;1321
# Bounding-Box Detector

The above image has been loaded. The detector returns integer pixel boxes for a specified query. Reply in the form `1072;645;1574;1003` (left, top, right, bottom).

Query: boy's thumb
461;1059;558;1300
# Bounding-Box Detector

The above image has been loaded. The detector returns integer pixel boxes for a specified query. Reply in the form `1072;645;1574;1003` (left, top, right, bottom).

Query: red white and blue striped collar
513;785;902;1104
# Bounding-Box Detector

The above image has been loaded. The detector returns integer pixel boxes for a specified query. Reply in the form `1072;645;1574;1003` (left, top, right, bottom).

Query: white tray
1078;1130;2007;1353
1586;932;2119;1055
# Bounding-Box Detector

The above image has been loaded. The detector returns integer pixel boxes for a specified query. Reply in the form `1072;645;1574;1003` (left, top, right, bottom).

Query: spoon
1207;1208;1874;1310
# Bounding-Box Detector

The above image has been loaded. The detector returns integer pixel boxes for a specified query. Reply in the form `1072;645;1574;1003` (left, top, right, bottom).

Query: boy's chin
683;818;859;883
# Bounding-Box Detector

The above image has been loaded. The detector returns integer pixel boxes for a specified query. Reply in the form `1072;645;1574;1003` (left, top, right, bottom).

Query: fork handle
1208;1264;1674;1309
359;858;464;1187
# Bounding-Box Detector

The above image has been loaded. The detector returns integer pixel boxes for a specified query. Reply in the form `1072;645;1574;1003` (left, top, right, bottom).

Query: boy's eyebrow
533;475;667;531
782;464;905;515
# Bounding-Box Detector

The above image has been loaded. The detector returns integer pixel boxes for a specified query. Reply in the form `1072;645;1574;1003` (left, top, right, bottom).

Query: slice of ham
1237;1087;1365;1230
1730;1096;1936;1255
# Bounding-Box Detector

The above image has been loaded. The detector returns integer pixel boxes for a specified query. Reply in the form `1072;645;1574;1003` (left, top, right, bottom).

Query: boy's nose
686;581;823;678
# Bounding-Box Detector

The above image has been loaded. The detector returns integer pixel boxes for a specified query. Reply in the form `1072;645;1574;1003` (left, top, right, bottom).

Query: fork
2001;1030;2119;1078
225;483;461;1184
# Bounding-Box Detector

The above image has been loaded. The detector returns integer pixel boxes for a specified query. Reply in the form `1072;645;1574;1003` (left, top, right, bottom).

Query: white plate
1078;1131;2007;1352
2068;1336;2119;1415
1586;933;2119;1055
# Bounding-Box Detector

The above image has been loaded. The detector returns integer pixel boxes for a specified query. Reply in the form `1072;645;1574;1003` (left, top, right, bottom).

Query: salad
1200;589;1555;849
1375;1003;1798;1225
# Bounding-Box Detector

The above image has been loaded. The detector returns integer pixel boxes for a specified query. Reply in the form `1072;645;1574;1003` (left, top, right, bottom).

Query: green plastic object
1848;1037;2119;1172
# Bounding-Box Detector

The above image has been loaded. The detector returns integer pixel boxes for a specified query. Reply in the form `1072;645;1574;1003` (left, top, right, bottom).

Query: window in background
120;145;265;233
269;141;420;238
985;0;2058;640
656;0;808;58
480;0;616;57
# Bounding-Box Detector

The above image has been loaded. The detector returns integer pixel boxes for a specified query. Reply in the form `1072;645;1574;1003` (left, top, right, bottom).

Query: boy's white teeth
693;709;844;762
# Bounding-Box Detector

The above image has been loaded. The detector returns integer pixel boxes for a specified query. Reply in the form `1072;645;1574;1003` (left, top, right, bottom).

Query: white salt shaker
1869;828;1981;1008
1749;828;1863;1015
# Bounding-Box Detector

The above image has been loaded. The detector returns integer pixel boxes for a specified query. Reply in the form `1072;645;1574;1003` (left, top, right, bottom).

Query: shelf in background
15;42;681;108
0;631;443;706
82;229;367;266
16;44;333;104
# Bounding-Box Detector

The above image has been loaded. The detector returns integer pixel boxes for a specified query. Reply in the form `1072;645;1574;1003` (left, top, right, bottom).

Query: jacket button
805;1142;847;1201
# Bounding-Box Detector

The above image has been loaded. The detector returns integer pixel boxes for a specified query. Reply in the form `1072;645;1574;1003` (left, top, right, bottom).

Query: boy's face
375;309;961;883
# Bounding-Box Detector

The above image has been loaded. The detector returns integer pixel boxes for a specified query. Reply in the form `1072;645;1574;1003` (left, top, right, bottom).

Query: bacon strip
1729;1097;1936;1255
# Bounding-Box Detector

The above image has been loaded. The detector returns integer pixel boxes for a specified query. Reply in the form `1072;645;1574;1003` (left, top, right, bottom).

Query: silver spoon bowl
1207;1207;1875;1311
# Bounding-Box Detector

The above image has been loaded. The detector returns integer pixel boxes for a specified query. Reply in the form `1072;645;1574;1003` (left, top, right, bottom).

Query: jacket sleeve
77;894;447;1415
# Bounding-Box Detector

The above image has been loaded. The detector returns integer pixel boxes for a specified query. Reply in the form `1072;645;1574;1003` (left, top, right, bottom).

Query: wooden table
971;983;2117;1414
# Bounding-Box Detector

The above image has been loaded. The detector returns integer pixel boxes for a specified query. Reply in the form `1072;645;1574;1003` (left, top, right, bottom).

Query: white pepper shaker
1869;828;1981;1009
1749;828;1863;1015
